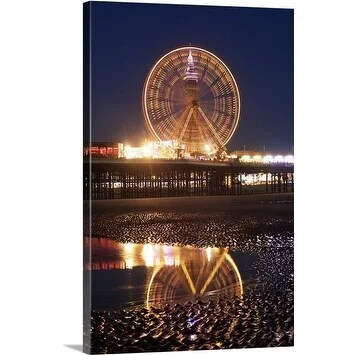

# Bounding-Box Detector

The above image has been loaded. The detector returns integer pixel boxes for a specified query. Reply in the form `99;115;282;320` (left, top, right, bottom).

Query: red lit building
83;142;122;158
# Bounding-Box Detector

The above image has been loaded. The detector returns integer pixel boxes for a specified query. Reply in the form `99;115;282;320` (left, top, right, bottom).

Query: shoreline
86;192;294;216
84;193;293;254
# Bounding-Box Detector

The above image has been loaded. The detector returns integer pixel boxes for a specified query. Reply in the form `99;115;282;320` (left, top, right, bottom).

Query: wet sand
85;193;293;251
85;193;294;353
87;193;293;216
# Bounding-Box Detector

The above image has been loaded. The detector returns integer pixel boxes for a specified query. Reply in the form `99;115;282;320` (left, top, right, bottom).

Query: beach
84;193;294;352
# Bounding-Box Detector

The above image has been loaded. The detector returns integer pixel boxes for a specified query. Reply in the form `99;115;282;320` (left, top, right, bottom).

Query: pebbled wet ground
88;290;293;353
84;194;294;353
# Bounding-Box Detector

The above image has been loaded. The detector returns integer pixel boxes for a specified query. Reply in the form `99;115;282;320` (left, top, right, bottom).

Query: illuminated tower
185;49;198;81
182;49;201;152
184;49;198;106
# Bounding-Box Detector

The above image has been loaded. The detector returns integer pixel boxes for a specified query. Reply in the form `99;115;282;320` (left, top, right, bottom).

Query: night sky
86;1;294;153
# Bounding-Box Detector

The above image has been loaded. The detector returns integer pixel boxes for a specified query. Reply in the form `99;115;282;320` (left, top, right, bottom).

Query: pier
84;158;294;200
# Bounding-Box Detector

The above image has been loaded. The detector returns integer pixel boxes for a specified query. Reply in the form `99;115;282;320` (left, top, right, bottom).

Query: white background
0;0;354;354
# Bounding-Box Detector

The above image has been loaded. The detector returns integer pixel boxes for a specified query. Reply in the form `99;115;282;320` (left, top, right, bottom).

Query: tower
182;49;202;153
184;49;198;106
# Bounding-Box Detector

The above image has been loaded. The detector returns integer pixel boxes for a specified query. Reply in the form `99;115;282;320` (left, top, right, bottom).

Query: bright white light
164;256;175;266
123;243;134;253
284;155;294;163
253;155;262;162
124;145;147;159
162;245;171;253
142;143;153;157
125;259;133;269
124;145;137;159
123;243;135;268
274;155;284;163
142;244;154;267
123;140;180;159
206;247;212;262
204;144;211;152
263;155;273;163
241;155;251;162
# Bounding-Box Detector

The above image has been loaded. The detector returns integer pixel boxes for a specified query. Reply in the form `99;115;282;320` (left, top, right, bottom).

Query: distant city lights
85;141;293;164
241;155;251;162
274;155;284;163
263;155;273;163
230;153;294;164
121;142;294;163
122;140;180;159
284;155;294;163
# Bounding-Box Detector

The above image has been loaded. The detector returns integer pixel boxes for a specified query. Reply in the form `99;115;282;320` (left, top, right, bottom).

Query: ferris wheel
142;46;241;155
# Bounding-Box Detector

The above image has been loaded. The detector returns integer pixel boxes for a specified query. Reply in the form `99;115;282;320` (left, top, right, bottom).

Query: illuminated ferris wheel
142;46;241;154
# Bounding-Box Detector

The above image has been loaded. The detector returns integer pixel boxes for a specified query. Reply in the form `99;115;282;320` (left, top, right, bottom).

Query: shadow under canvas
64;344;82;352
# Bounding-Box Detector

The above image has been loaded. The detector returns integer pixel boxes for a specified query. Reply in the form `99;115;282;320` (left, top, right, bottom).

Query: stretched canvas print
83;1;294;353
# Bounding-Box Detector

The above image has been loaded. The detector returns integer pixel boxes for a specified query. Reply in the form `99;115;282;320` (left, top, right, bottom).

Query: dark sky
86;1;293;153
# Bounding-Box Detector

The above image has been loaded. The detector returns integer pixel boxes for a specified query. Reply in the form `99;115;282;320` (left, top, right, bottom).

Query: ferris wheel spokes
151;104;186;138
193;110;211;149
200;253;226;295
170;105;190;140
180;261;197;295
178;107;194;142
197;106;225;149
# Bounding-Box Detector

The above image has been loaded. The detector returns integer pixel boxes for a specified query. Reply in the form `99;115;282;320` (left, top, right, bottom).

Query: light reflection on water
84;238;245;310
84;238;221;270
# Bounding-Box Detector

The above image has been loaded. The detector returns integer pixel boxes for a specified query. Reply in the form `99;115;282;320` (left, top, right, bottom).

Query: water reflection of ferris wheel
146;248;243;310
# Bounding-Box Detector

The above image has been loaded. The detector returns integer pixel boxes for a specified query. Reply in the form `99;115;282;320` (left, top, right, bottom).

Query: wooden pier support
83;161;294;200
